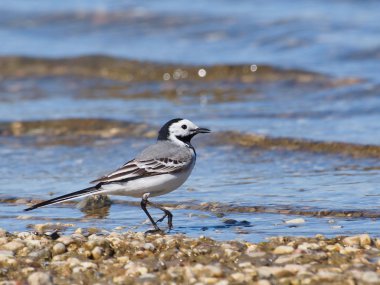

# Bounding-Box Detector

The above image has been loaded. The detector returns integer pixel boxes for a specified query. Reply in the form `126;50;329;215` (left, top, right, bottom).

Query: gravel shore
1;227;380;284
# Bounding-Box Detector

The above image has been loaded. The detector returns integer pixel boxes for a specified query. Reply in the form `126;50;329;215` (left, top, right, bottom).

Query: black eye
181;124;187;130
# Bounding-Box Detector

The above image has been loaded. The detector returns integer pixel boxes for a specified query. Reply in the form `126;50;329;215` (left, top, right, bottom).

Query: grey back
136;141;193;162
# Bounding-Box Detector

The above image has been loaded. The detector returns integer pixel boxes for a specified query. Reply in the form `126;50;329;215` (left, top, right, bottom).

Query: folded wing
90;158;189;184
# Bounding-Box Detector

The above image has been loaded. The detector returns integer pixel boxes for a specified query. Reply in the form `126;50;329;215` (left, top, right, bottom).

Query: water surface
0;0;380;242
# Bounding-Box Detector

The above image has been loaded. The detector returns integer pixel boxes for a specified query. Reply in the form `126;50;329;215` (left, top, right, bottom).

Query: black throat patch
176;134;196;146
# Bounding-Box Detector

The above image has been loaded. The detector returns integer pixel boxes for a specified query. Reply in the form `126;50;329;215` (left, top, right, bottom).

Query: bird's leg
141;193;173;231
148;202;173;230
140;193;161;233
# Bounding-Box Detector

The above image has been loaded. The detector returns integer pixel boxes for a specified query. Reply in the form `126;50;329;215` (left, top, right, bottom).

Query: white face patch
168;119;199;146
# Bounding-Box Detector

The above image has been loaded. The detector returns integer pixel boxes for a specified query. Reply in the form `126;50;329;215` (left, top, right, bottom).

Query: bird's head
157;118;211;146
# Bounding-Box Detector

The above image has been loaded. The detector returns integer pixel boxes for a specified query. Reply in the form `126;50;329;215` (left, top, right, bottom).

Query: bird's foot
168;221;173;231
156;214;167;223
156;214;173;231
144;228;165;236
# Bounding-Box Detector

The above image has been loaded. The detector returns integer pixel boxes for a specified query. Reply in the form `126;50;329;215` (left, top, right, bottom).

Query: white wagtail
25;118;210;232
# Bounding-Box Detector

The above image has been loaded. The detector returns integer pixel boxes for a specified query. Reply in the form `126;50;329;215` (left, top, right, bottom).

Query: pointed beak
194;127;211;134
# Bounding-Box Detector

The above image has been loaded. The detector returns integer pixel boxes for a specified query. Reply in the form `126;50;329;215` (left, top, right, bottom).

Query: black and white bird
24;118;210;232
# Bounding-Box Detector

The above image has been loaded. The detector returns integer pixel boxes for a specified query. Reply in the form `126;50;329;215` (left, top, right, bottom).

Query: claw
144;228;164;236
156;214;167;223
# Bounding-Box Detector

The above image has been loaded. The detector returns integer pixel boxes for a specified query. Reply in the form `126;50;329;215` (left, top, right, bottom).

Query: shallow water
1;133;380;242
1;1;380;242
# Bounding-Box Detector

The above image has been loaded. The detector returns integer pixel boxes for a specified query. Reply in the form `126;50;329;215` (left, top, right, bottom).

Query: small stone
24;239;43;250
2;241;24;252
298;242;320;251
374;238;380;249
257;266;291;278
92;246;104;259
74;228;83;234
215;281;229;285
284;264;306;274
0;228;6;237
247;251;266;258
256;280;271;285
317;269;339;281
326;243;343;252
71;233;86;242
206;265;223;277
52;243;66;255
274;254;301;264
67;257;81;268
143;243;155;251
137;266;148;275
0;237;8;245
113;275;126;284
28;249;50;259
238;262;252;268
203;277;219;284
27;272;53;285
340;246;360;254
16;232;31;239
230;272;245;282
5;258;17;266
361;271;380;283
81;261;98;270
21;267;35;275
246;244;257;253
285;218;305;224
139;273;156;280
0;250;14;262
273;245;294;255
342;236;360;247
56;236;74;245
359;234;372;247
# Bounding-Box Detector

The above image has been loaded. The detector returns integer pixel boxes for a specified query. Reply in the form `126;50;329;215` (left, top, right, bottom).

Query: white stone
273;245;294;255
361;271;380;283
27;272;53;285
2;241;24;251
298;242;320;251
143;243;155;251
285;218;305;224
52;243;66;255
256;280;271;285
359;234;372;247
342;236;360;247
91;246;102;260
56;236;74;245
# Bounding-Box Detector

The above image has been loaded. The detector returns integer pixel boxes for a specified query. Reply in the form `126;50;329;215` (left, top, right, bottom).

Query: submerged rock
77;194;112;212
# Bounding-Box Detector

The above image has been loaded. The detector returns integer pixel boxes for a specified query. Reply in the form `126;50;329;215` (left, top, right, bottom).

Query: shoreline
1;227;380;284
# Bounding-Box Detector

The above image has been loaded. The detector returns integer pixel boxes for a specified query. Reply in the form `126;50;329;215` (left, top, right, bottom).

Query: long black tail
24;185;102;211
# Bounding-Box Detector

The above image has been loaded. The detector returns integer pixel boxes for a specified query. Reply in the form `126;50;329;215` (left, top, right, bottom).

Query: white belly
99;163;194;198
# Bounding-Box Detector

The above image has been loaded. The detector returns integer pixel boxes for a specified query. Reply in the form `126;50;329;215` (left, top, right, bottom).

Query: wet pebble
343;235;361;247
0;228;379;284
284;218;305;224
143;242;155;251
56;236;74;245
91;246;104;259
273;245;294;255
2;241;24;252
52;242;66;255
27;272;53;285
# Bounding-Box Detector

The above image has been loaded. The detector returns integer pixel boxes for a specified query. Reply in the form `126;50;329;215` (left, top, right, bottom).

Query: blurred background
1;0;380;241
